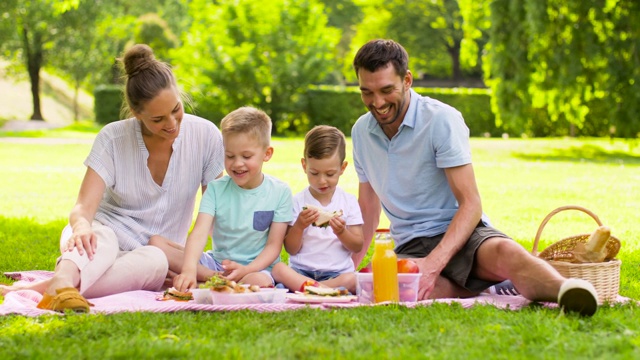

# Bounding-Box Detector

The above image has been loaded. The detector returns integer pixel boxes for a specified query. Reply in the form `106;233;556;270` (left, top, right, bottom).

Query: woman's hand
65;223;97;260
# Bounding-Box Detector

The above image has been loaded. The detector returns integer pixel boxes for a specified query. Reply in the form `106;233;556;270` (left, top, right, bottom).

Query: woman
0;44;224;312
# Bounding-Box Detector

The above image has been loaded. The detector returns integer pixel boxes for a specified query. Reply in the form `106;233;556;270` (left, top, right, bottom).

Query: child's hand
173;272;197;292
294;208;319;229
221;259;247;282
328;216;347;236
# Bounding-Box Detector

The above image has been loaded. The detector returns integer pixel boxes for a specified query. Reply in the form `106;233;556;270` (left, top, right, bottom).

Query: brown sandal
37;287;93;313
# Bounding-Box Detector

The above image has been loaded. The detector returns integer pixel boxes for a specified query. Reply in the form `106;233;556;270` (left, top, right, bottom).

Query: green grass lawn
1;128;639;359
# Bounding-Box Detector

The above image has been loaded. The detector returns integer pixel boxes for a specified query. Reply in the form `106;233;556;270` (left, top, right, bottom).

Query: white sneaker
557;278;598;317
488;280;520;296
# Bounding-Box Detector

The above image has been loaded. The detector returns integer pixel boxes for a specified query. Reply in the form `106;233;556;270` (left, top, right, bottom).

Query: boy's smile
224;133;273;189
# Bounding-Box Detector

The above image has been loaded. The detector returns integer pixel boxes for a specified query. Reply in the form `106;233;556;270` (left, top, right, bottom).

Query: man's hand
412;257;441;300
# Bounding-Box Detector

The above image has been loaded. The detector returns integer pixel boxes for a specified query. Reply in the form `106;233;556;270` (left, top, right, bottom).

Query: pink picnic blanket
0;271;631;316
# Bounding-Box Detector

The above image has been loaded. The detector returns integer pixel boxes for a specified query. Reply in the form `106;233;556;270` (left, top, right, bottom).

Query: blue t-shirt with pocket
199;174;293;269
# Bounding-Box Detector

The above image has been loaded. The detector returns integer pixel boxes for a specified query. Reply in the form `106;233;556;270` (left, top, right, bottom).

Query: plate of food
202;274;288;305
157;287;194;302
286;286;357;303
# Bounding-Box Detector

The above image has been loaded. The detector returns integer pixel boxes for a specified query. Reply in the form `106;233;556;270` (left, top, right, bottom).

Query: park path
0;120;94;144
0;137;94;145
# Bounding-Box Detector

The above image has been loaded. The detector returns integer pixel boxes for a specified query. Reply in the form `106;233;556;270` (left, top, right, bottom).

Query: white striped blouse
85;114;224;251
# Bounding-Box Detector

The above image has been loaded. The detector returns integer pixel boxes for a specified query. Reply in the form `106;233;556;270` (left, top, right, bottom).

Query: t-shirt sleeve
351;121;370;183
202;123;225;186
198;180;217;216
84;127;116;187
345;194;363;226
273;183;293;223
431;107;472;169
289;193;303;226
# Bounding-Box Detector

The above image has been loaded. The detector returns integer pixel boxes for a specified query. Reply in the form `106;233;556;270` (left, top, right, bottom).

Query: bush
94;85;124;125
305;86;501;137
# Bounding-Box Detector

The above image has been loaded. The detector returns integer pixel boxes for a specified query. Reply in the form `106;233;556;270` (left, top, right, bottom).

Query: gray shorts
395;224;510;293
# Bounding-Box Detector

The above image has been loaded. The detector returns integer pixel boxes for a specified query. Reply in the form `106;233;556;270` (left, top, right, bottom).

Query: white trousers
58;222;168;298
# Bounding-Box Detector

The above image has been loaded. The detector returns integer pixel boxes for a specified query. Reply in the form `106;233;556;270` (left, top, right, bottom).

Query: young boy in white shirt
272;126;364;293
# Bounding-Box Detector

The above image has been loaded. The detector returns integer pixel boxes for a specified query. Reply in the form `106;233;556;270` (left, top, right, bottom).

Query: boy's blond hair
220;106;272;148
304;125;346;162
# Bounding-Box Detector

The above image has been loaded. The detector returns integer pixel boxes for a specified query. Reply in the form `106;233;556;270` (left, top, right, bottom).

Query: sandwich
303;286;350;297
303;204;343;228
161;287;194;301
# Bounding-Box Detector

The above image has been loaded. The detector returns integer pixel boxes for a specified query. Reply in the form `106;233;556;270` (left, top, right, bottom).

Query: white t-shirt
85;114;224;251
288;187;363;273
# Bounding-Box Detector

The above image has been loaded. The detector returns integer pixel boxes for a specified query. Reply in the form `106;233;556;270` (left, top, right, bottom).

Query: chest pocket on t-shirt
253;210;274;231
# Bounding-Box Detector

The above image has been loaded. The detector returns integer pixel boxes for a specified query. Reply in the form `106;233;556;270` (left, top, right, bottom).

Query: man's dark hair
353;39;409;78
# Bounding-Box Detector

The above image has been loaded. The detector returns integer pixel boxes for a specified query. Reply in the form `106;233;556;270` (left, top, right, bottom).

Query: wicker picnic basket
531;205;621;304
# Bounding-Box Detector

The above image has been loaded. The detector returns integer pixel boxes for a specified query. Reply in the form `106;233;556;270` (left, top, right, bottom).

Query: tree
174;0;341;133
317;0;364;84
485;0;640;138
0;0;83;120
346;0;477;82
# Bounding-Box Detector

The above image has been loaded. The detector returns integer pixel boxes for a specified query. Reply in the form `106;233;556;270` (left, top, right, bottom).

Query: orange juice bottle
372;230;399;303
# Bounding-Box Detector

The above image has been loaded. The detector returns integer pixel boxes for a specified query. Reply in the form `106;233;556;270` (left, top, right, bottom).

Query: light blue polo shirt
199;174;293;269
352;89;490;248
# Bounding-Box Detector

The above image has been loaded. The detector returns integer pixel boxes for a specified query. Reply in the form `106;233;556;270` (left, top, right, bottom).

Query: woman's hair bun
123;44;156;78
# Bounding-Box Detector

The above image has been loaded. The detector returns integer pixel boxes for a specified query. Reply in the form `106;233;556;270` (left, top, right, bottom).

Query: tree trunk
447;39;462;81
22;24;45;121
74;79;80;122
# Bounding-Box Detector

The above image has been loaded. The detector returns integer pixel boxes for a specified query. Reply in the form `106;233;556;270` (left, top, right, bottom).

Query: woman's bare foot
0;279;50;296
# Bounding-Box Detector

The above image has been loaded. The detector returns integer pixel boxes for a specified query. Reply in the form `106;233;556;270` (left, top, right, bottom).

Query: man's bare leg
473;237;564;302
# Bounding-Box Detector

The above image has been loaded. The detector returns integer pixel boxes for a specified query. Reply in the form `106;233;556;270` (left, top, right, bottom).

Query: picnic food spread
302;286;350;297
571;226;611;263
202;274;261;293
303;204;343;227
547;225;616;264
286;285;357;303
161;288;194;301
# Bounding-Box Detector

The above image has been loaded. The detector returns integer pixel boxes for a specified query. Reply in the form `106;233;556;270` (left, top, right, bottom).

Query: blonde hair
119;44;179;116
220;106;272;148
304;125;346;162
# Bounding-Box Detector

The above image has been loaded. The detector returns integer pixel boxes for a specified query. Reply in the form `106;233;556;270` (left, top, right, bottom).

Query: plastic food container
356;272;421;304
192;288;213;304
209;288;288;305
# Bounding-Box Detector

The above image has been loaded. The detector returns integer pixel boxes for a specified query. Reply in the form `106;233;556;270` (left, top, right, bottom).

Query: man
350;39;598;316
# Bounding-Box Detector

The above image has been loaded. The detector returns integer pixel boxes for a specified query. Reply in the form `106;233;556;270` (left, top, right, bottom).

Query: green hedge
94;85;124;125
305;85;501;137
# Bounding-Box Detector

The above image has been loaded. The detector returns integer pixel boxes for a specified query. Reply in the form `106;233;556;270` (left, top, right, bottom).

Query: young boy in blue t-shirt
152;106;293;289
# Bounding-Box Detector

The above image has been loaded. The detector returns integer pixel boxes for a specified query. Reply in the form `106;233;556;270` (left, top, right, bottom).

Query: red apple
397;259;419;273
359;264;372;273
399;287;417;302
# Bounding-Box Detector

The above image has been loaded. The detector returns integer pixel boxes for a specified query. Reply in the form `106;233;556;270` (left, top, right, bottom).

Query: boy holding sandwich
151;106;293;290
271;126;364;293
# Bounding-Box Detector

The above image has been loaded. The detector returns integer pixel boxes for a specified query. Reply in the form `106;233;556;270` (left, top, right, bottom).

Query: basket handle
531;205;603;256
